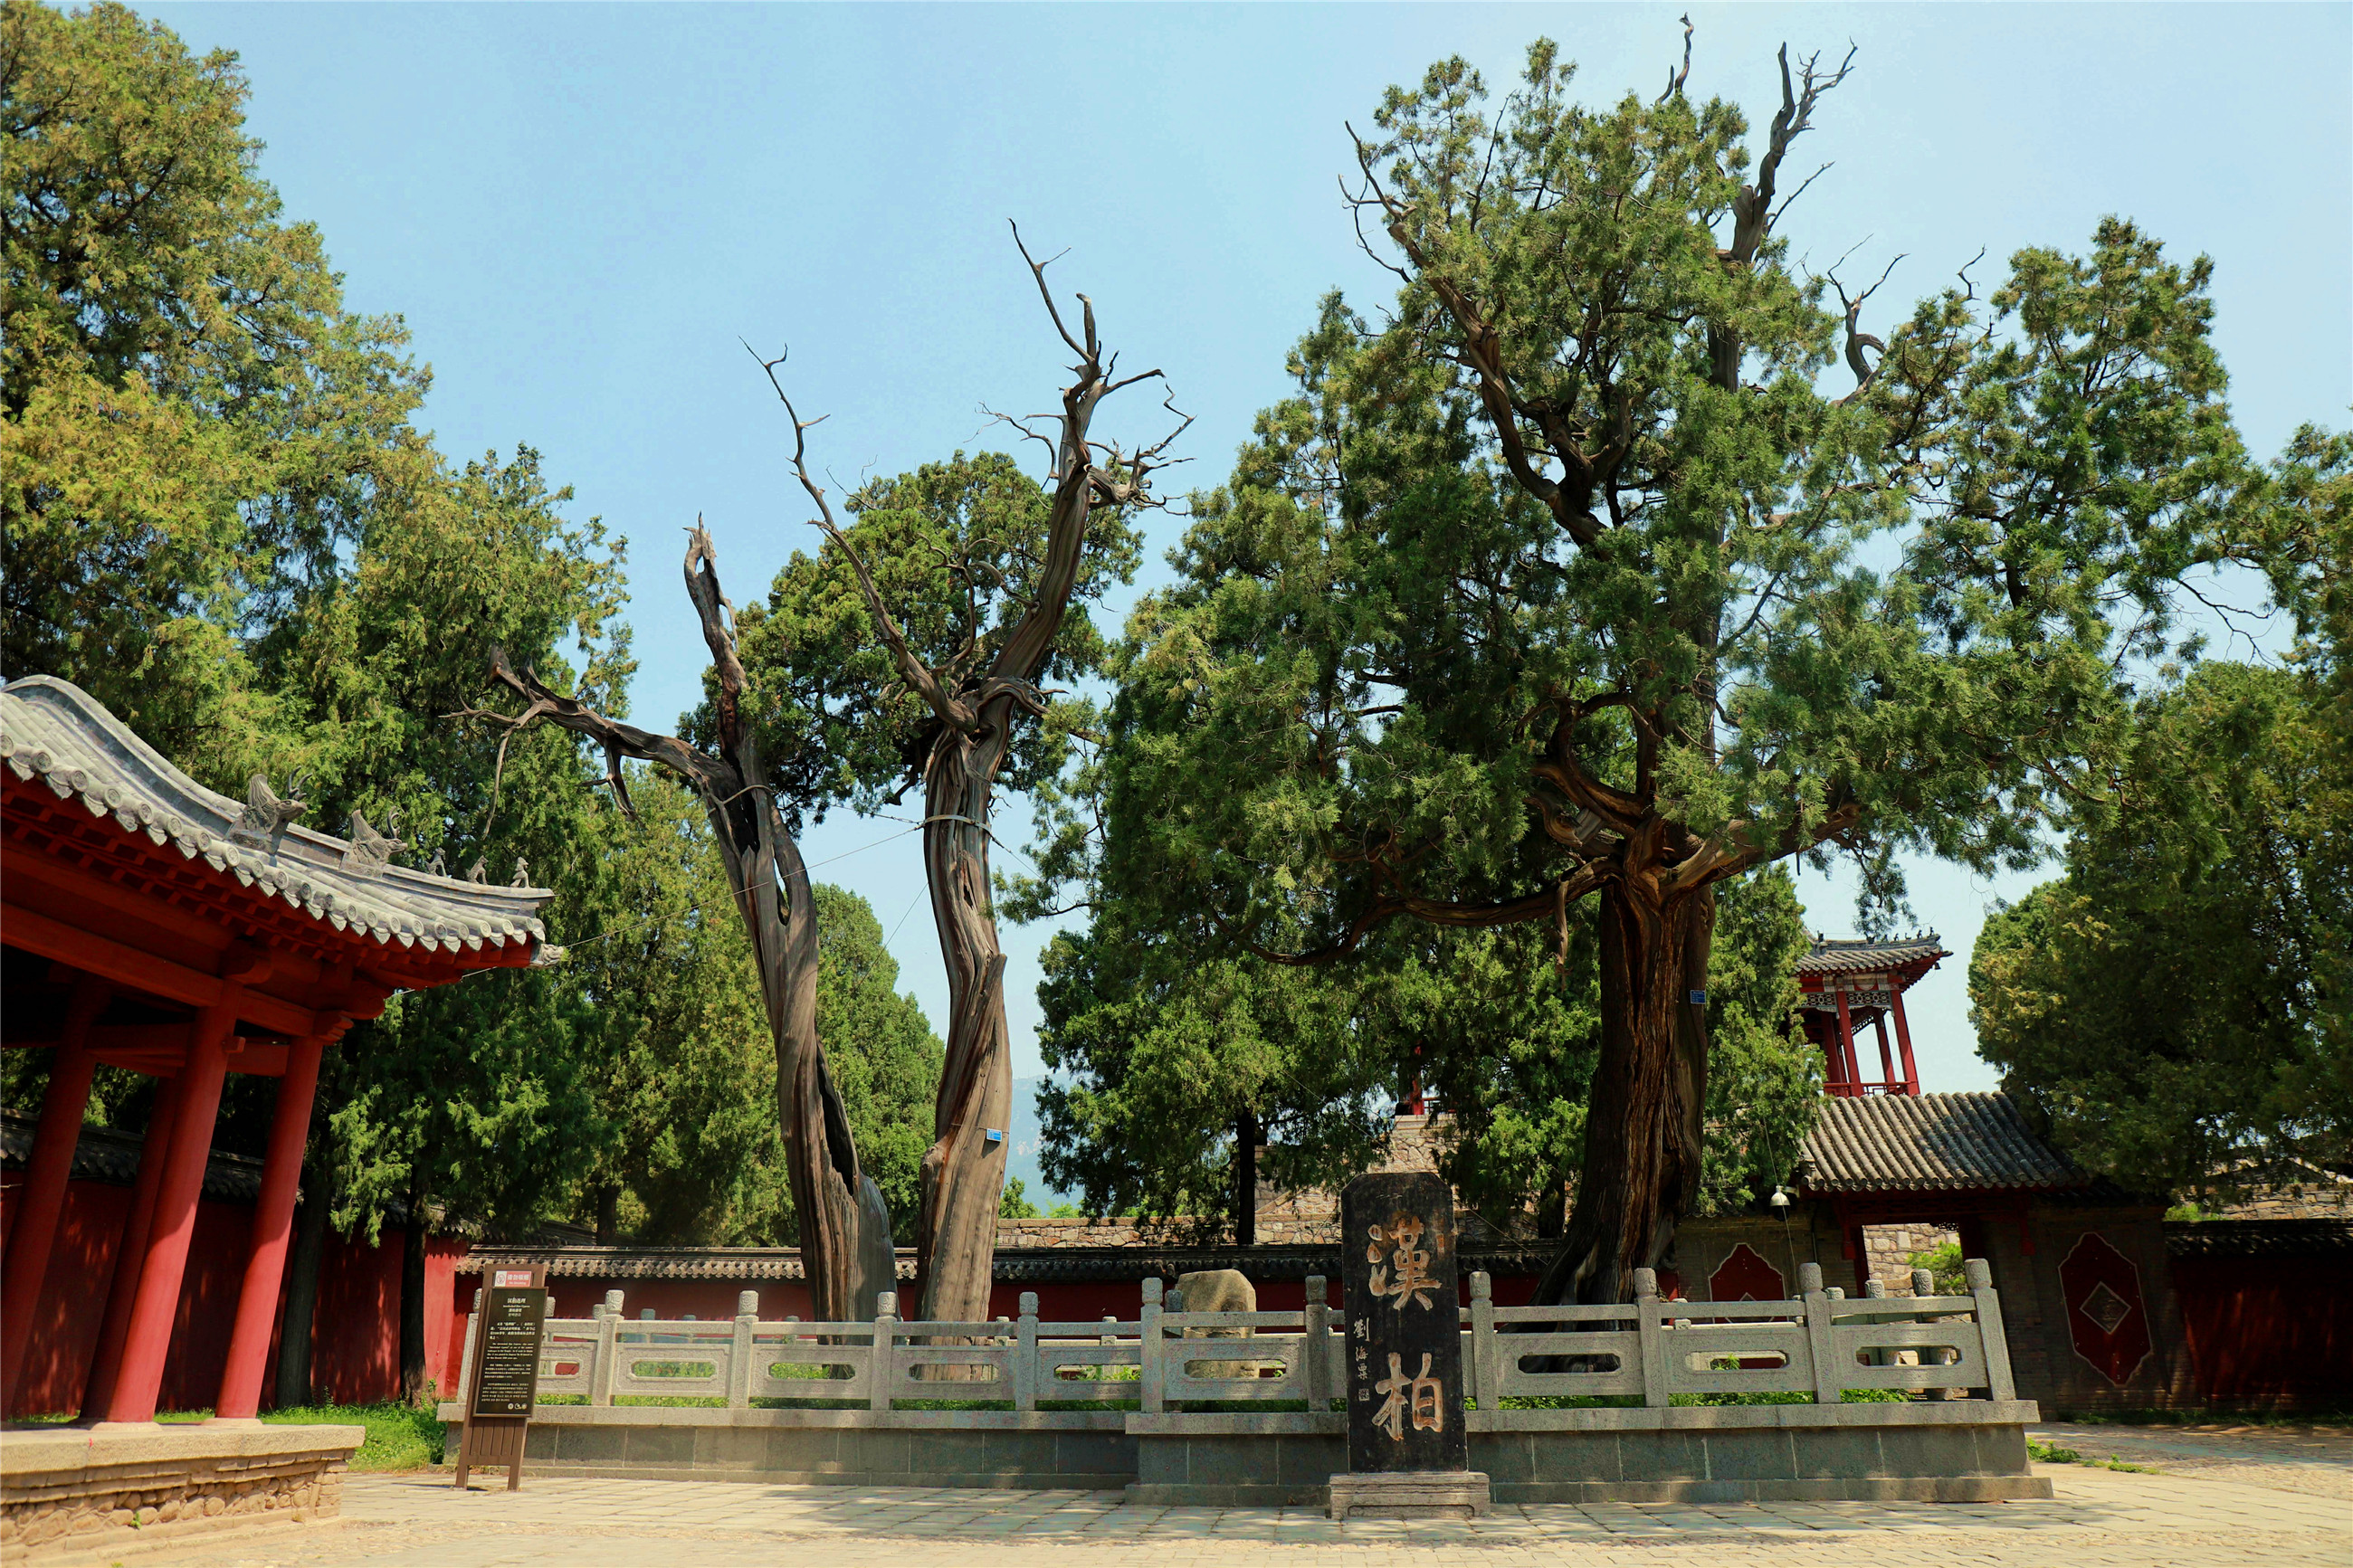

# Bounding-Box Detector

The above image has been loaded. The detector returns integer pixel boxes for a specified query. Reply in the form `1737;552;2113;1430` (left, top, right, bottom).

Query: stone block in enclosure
1172;1268;1259;1378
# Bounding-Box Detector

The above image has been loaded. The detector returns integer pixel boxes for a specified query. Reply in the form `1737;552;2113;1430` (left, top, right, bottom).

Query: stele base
1327;1470;1493;1520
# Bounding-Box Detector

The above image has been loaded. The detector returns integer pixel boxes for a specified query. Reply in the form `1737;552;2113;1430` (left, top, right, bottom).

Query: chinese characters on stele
1362;1213;1443;1439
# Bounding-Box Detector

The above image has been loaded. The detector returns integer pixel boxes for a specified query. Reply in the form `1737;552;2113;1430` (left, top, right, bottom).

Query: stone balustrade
433;1259;2043;1504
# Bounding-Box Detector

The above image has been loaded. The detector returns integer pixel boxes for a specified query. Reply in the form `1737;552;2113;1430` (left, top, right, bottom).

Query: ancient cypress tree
1099;34;2261;1304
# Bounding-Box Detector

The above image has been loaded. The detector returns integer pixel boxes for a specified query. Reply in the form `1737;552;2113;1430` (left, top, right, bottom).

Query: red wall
2172;1254;2353;1408
2;1175;463;1417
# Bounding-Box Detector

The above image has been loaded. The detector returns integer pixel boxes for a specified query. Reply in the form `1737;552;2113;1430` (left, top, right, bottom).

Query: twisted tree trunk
776;232;1185;1323
912;721;1017;1323
467;527;893;1322
1534;838;1713;1306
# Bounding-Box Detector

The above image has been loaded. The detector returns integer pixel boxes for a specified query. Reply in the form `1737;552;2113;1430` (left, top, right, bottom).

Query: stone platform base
441;1409;1138;1491
1328;1470;1491;1520
1129;1402;2053;1506
0;1421;361;1563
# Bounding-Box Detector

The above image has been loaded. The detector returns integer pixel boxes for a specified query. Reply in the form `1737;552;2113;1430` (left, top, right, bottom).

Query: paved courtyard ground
110;1423;2353;1568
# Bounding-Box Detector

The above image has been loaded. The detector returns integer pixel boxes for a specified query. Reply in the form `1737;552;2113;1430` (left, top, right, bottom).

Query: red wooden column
0;978;110;1407
97;996;236;1424
1833;988;1862;1098
212;1032;328;1421
1872;1013;1897;1095
1891;986;1921;1094
81;1075;182;1418
1815;1008;1845;1094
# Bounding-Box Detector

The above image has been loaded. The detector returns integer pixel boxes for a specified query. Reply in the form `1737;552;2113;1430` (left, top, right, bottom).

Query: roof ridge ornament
341;808;406;880
230;772;308;852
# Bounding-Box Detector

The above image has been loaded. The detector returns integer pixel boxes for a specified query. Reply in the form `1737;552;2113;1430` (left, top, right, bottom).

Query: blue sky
147;3;2350;1122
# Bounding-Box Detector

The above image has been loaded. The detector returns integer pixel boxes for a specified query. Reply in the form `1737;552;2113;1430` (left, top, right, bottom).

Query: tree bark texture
1235;1107;1260;1248
398;1156;429;1404
912;727;1015;1322
272;1145;331;1410
467;527;892;1322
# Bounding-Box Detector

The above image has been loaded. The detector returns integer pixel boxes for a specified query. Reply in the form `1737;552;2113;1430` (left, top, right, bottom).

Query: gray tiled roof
1796;1091;2086;1193
0;1113;261;1203
1797;935;1948;976
455;1247;920;1283
456;1241;1565;1286
3;675;550;956
2166;1219;2353;1258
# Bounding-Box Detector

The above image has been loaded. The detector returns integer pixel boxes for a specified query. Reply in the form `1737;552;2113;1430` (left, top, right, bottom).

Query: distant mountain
1004;1075;1076;1211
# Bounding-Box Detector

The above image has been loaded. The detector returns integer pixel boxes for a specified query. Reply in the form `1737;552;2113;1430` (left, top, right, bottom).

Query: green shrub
265;1403;444;1471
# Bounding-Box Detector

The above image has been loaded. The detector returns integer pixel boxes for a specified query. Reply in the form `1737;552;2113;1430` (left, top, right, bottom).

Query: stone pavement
2033;1421;2353;1500
104;1427;2353;1568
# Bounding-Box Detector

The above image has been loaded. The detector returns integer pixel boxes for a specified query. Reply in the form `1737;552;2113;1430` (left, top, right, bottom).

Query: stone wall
0;1423;360;1560
1863;1223;1961;1288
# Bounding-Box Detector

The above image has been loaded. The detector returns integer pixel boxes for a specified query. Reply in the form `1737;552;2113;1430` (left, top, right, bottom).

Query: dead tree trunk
771;230;1185;1323
460;528;893;1322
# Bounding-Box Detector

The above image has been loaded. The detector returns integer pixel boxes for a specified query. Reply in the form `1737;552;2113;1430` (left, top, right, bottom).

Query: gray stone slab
1791;1423;1885;1479
1468;1432;1535;1484
1700;1427;1800;1482
622;1425;696;1467
1328;1470;1491;1520
549;1424;624;1463
1877;1421;1980;1478
1276;1434;1348;1487
1613;1428;1709;1483
836;1427;912;1477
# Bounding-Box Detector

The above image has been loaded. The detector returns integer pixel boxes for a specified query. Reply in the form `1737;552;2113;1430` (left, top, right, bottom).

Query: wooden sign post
453;1265;547;1490
1329;1171;1489;1519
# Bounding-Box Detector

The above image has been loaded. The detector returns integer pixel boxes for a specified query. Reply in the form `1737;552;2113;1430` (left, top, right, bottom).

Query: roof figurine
230;771;307;849
340;807;405;879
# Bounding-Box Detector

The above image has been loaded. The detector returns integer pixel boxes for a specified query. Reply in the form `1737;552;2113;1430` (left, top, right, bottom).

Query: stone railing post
1301;1274;1330;1410
1799;1262;1841;1405
1862;1278;1886;1366
869;1291;897;1413
1014;1292;1039;1411
729;1289;758;1407
591;1290;623;1407
1967;1258;2015;1401
1138;1278;1164;1414
1634;1267;1670;1407
1468;1271;1497;1413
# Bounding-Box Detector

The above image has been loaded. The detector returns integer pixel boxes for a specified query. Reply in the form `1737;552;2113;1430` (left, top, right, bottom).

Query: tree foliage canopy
2;0;426;780
1972;662;2349;1194
1028;35;2266;1301
730;450;1137;826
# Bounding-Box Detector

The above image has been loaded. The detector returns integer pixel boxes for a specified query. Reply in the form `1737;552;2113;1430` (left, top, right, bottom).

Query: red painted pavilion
1796;934;1948;1098
1;675;554;1426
